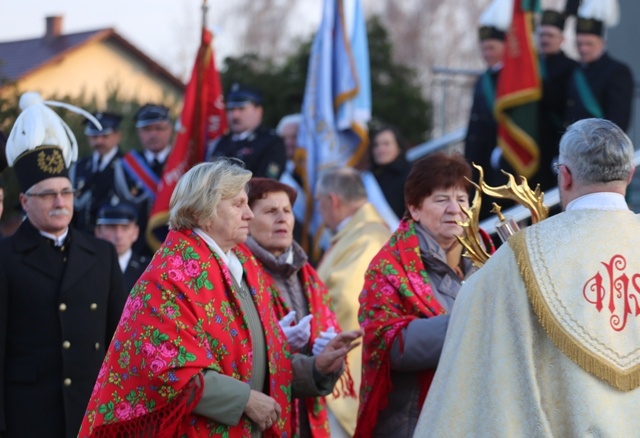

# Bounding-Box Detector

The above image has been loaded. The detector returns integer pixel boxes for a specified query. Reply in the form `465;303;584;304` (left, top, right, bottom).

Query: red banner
146;28;227;250
494;0;541;178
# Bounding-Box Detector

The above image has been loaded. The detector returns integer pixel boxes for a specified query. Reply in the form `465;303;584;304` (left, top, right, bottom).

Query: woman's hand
315;329;364;375
244;390;282;431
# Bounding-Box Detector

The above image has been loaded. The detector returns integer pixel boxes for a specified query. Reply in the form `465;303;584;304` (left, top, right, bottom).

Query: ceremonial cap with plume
478;0;514;41
577;0;620;36
5;92;100;192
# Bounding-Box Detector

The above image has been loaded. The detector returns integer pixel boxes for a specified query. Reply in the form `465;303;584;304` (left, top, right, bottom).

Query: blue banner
297;0;371;242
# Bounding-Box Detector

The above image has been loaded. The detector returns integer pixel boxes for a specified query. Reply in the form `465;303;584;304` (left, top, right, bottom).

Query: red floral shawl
354;219;446;438
264;262;340;437
79;229;293;437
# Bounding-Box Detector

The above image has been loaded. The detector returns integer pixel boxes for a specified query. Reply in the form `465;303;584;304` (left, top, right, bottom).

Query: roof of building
0;27;184;90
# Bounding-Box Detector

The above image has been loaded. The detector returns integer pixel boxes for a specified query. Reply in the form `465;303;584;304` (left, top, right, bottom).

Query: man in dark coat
113;104;173;257
465;12;509;219
70;112;124;234
94;201;149;292
0;93;128;438
536;10;579;192
565;5;634;132
207;83;286;180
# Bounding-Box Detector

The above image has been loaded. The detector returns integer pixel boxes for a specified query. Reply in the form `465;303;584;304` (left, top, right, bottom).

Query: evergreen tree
220;15;432;145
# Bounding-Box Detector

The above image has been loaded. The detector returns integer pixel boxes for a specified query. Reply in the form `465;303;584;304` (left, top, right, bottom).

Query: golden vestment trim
510;230;640;392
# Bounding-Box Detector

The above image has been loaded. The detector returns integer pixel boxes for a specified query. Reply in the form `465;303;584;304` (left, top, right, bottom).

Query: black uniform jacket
465;68;515;219
71;149;124;234
565;51;634;131
112;151;166;258
371;155;412;219
208;125;287;179
0;220;128;438
123;252;149;293
537;51;578;192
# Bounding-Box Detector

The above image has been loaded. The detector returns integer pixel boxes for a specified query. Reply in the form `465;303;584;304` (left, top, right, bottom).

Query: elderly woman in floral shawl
245;177;350;438
80;160;362;438
355;152;492;438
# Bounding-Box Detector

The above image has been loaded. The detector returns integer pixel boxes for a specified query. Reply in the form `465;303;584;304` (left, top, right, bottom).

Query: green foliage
367;16;432;145
220;46;310;130
220;15;431;146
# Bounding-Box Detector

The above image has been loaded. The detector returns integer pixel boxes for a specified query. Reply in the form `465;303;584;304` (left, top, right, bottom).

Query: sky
1;0;324;81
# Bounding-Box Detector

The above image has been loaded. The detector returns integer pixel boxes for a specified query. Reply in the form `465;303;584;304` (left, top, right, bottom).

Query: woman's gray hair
168;159;252;230
276;113;302;136
559;118;634;185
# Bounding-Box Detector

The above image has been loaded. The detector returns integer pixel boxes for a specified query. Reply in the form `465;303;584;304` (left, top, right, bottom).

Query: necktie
150;158;162;175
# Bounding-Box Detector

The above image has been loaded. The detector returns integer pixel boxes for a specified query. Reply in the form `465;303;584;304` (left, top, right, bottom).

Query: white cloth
194;228;244;285
414;203;640;437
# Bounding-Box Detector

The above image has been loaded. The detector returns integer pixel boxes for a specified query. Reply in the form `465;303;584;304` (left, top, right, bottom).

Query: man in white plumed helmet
463;0;513;220
565;0;634;131
0;92;128;438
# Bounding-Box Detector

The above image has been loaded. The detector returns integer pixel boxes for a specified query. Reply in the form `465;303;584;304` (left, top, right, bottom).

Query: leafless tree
173;0;571;140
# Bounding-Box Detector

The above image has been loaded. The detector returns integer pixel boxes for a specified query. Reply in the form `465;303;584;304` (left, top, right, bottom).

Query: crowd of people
0;1;639;437
466;0;633;219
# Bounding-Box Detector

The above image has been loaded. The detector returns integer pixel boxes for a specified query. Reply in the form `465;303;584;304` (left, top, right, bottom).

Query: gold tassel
510;231;640;392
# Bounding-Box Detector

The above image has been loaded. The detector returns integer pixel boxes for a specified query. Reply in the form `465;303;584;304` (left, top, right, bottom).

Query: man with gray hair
414;118;640;437
315;167;390;437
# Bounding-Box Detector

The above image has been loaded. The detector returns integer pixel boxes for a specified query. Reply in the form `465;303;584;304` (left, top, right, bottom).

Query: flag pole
202;0;208;30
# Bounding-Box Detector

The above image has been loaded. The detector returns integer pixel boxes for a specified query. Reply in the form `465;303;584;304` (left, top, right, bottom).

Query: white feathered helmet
5;92;101;192
577;0;620;36
478;0;514;41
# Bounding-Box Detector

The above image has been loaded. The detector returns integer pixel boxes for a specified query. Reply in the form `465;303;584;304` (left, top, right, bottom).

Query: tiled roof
0;28;184;90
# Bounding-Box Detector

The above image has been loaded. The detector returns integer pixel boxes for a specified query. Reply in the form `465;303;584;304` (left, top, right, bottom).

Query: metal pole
202;0;208;30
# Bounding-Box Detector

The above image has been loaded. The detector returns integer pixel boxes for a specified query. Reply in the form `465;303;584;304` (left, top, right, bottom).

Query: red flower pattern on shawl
79;229;293;437
264;262;341;437
354;218;446;438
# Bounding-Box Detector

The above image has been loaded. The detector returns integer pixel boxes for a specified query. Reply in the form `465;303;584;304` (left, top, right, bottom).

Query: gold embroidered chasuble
414;209;640;437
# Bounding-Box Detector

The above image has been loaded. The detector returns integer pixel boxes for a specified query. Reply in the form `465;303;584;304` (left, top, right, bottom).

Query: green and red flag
146;26;227;250
495;0;541;179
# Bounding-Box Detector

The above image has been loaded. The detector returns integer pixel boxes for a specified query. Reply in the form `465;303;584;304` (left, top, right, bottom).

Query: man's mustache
49;208;71;217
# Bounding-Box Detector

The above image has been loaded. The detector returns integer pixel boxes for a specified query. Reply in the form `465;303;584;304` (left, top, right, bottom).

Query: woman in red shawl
80;160;362;438
245;178;347;437
355;152;493;437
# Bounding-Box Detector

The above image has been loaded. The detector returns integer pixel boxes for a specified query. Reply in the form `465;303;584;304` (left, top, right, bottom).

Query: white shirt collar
39;228;69;247
194;228;244;284
565;192;629;211
93;147;119;172
143;146;171;165
118;249;132;272
231;129;255;142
